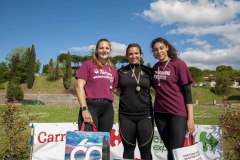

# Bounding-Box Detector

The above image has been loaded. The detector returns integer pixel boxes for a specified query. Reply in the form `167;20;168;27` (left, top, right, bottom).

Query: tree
81;55;93;61
216;65;233;77
111;55;128;68
35;59;41;75
27;45;36;89
46;58;62;81
63;52;72;90
55;57;61;80
232;70;240;77
189;67;203;83
0;62;9;89
6;46;41;82
21;48;31;83
210;65;233;95
146;62;152;68
59;53;81;65
6;53;24;102
210;76;232;95
216;65;233;72
46;59;55;81
6;48;27;83
202;69;215;77
42;64;48;75
71;54;82;66
58;53;69;62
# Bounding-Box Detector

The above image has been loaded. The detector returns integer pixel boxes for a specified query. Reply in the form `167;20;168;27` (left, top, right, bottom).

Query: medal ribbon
130;64;141;90
157;58;171;86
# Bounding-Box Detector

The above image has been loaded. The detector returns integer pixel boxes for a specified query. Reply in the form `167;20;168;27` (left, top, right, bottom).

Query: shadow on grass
228;95;240;101
21;99;45;105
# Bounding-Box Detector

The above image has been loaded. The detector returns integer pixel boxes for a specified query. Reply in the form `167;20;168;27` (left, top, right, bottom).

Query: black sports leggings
78;99;114;132
154;112;187;160
119;114;154;160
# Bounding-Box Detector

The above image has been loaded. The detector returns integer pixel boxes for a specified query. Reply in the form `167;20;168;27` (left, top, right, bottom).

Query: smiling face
127;46;141;64
152;42;169;62
96;40;111;63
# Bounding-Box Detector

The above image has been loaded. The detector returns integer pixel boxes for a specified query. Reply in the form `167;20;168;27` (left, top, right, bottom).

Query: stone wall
0;94;6;104
0;94;79;105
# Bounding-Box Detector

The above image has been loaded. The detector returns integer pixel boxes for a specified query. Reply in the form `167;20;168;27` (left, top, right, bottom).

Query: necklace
108;66;113;90
130;64;141;91
157;59;171;86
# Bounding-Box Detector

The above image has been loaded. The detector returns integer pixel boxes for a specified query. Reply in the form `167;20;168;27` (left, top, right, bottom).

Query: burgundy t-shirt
153;59;193;116
75;60;118;101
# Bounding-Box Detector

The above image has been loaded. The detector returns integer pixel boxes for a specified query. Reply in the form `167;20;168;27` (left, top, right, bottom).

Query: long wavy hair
150;37;178;60
93;38;114;69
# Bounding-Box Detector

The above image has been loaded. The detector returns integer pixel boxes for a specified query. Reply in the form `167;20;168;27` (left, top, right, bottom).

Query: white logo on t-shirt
154;70;170;81
93;69;113;81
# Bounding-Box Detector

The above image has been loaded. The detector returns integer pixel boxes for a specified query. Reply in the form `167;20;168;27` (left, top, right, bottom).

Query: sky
0;0;240;70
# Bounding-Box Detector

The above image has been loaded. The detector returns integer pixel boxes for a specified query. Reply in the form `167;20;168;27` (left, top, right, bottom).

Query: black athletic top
118;64;153;116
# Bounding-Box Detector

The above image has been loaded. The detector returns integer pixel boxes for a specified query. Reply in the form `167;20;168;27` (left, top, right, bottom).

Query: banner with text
30;123;223;160
30;123;78;160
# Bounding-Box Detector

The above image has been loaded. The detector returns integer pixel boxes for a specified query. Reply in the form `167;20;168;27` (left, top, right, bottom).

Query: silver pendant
136;86;141;91
110;86;113;90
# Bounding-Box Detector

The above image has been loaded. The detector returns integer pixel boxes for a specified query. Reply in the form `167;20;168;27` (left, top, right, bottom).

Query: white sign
30;123;223;160
31;123;78;160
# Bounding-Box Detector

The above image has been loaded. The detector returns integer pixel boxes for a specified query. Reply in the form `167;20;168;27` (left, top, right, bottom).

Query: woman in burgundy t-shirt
75;39;118;132
151;37;195;160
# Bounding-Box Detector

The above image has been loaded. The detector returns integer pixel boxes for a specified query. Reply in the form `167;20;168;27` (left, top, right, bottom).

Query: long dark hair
150;37;178;59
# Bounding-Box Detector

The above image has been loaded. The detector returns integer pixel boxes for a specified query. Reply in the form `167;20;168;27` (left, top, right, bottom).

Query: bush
0;104;36;159
219;98;240;160
0;83;5;89
6;81;24;102
210;76;232;95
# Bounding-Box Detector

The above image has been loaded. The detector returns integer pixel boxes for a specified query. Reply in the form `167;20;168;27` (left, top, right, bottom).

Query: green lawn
5;104;225;125
192;87;222;103
0;104;237;159
193;106;225;124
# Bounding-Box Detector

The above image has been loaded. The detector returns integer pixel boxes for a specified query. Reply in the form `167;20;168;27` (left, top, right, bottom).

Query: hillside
22;76;76;94
0;76;75;94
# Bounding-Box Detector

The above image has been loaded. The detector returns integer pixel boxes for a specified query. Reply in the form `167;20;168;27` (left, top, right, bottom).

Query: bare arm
186;104;195;134
113;88;121;96
75;78;93;123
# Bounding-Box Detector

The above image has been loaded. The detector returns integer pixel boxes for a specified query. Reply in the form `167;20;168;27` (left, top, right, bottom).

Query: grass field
8;104;225;125
0;104;237;159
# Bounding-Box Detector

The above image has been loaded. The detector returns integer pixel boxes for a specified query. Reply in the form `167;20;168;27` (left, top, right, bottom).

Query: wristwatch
81;106;88;111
